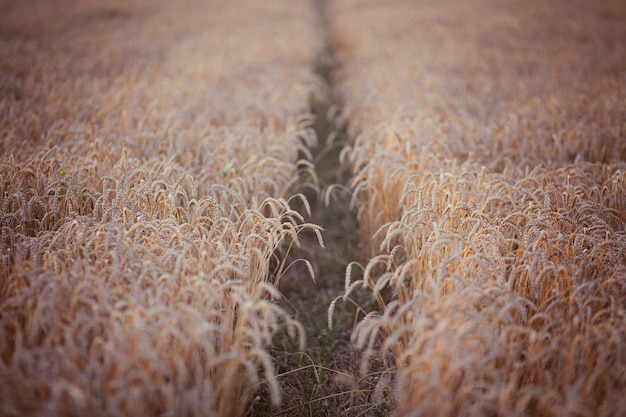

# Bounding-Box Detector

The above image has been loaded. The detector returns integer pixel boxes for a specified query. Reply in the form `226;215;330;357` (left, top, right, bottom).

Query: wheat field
328;0;626;415
2;0;626;416
1;1;323;416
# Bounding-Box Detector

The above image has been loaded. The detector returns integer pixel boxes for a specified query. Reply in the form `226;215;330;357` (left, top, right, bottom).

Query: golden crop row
0;1;322;416
327;0;626;415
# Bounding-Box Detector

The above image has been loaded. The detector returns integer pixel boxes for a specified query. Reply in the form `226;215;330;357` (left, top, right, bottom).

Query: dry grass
328;0;626;415
0;1;323;416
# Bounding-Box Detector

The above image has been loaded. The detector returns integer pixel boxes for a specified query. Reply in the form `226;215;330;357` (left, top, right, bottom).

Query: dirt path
247;2;387;415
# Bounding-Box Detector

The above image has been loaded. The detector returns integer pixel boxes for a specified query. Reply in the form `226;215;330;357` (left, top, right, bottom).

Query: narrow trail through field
248;2;382;415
